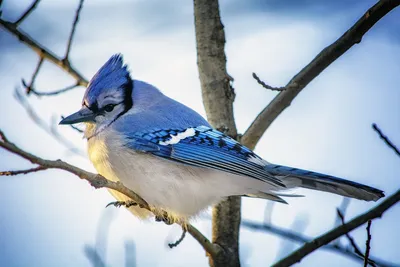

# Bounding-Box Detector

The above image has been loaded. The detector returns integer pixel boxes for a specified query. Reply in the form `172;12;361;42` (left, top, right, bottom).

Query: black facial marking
88;102;99;113
110;74;133;123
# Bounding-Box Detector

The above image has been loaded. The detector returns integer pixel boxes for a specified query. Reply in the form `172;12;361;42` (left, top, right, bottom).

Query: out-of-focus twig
64;0;84;60
364;221;373;267
84;245;106;267
241;0;400;150
372;123;400;157
14;88;85;156
14;0;41;26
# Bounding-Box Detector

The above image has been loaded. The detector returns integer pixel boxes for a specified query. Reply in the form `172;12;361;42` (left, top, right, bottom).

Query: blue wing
124;126;285;188
124;125;384;201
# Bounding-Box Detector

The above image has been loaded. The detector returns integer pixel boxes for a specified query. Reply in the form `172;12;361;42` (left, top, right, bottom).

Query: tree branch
194;0;241;266
0;18;88;86
241;219;397;267
0;129;149;209
241;0;400;150
0;166;47;176
22;56;44;95
372;123;400;157
337;209;376;267
0;129;221;260
14;0;41;26
64;0;84;60
272;189;400;267
364;221;373;267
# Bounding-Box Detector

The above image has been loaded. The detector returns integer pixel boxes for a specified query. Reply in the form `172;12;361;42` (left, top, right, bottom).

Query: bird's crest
83;54;132;106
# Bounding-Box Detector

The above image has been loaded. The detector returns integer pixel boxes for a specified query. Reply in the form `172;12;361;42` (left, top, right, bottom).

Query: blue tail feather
264;164;384;201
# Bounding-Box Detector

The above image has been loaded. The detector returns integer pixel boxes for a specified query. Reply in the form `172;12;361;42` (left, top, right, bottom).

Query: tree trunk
193;0;241;266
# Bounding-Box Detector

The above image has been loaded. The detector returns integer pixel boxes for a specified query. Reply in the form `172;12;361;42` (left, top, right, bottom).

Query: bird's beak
59;107;96;125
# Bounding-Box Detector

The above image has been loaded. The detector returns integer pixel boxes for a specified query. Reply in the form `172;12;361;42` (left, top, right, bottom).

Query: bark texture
194;0;241;266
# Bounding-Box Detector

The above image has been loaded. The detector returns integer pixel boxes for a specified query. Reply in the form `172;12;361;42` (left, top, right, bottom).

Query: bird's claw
155;211;173;225
106;201;138;208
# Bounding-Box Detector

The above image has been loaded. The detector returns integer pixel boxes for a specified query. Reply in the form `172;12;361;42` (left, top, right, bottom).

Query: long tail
264;164;384;201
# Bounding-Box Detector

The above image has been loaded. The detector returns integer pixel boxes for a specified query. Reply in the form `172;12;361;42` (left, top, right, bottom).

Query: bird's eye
104;104;115;112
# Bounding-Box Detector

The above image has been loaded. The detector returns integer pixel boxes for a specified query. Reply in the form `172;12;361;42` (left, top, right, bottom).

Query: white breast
87;129;270;220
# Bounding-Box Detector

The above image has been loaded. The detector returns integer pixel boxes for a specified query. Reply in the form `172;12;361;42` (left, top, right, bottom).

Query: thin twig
0;18;88;86
0;129;149;209
65;0;84;60
337;209;376;267
22;56;44;95
0;166;47;176
272;189;400;267
168;227;187;248
241;0;400;150
372;123;400;157
252;73;285;92
14;88;85;156
14;0;41;26
22;82;81;97
364;221;373;267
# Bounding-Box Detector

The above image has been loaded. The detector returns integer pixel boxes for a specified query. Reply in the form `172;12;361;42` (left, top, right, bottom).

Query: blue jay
60;54;384;221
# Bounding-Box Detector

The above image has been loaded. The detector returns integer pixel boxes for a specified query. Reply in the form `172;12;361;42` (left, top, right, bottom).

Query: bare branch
22;56;44;95
337;209;376;267
0;166;47;176
14;0;41;26
22;81;81;97
0;129;221;260
14;89;85;156
0;18;88;86
252;73;285;92
372;123;400;157
241;219;396;267
0;129;149;209
168;227;187;249
364;221;373;267
241;0;400;150
272;189;400;267
65;0;84;60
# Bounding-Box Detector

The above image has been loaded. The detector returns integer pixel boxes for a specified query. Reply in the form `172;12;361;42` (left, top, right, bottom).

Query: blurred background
0;0;399;266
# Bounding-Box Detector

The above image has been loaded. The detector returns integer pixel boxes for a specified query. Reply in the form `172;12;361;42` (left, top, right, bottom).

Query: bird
60;54;384;222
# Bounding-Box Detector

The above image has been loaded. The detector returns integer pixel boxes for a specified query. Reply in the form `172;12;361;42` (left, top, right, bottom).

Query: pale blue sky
1;1;399;266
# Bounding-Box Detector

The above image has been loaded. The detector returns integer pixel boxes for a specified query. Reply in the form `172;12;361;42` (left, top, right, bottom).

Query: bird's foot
106;201;138;208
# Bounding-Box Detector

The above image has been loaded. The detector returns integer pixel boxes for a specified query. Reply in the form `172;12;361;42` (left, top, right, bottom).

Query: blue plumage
60;54;384;219
125;126;284;187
